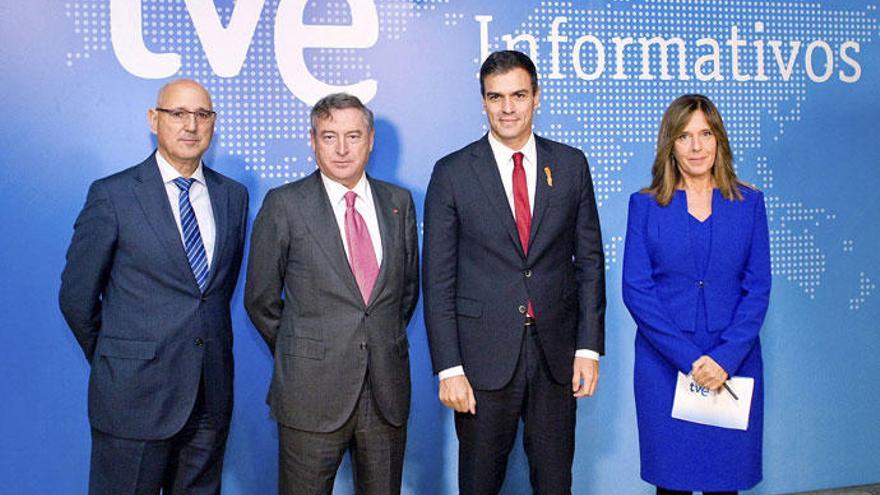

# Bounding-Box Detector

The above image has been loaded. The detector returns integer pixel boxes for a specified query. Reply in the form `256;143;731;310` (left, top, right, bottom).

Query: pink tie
344;191;380;304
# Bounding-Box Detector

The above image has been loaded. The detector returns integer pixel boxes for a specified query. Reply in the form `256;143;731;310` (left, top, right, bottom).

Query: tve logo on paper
689;381;715;398
109;0;379;104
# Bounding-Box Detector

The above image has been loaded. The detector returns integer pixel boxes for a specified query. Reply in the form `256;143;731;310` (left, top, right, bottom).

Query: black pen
722;382;739;401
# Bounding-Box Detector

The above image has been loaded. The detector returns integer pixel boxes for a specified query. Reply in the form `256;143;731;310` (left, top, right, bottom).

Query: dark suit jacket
59;153;249;440
244;171;419;432
423;134;606;390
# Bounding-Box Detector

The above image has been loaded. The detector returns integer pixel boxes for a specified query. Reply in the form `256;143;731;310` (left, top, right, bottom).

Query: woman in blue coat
623;94;771;495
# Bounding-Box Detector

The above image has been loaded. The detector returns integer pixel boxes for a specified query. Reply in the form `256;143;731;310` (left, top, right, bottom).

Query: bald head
149;79;215;176
156;79;212;109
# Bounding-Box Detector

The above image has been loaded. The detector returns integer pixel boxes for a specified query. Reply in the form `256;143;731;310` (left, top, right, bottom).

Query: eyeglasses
155;108;217;123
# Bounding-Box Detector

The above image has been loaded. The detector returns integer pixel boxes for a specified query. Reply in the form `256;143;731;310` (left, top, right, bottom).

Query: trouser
456;323;577;495
277;377;407;495
89;380;228;495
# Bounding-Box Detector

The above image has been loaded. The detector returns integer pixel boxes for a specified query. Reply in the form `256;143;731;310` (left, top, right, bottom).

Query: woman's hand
691;355;728;392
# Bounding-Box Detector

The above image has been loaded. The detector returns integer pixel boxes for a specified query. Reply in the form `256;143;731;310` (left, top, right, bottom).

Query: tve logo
689;381;713;397
110;0;378;104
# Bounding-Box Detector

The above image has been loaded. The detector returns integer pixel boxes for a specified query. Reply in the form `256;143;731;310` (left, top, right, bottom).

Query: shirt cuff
575;349;600;361
438;366;465;380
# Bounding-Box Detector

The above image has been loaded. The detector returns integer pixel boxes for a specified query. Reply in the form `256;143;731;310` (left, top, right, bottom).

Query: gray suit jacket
59;153;248;439
245;171;419;432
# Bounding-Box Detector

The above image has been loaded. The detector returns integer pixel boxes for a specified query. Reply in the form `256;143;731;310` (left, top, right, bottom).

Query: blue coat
622;186;770;491
59;154;248;440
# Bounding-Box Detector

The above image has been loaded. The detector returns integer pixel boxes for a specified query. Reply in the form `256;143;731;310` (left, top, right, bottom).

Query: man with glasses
60;79;248;494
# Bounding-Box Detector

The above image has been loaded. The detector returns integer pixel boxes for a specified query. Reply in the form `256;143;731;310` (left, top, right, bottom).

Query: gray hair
310;93;374;131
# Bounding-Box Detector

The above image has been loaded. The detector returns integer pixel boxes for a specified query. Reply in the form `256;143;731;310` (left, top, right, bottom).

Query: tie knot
173;177;196;192
512;152;524;169
345;191;358;208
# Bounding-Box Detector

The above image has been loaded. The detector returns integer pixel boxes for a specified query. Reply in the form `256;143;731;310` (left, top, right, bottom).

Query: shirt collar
320;171;372;207
487;131;537;168
155;150;206;185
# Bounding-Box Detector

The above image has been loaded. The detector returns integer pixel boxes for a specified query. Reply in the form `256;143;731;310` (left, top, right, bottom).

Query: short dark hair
310;93;374;131
479;50;538;96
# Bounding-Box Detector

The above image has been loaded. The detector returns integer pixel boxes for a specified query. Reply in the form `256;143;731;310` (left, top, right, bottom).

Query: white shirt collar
487;131;537;168
155;150;206;185
320;171;372;206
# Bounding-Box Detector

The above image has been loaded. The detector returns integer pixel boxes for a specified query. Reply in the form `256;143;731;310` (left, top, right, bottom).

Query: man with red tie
423;50;606;494
245;93;419;494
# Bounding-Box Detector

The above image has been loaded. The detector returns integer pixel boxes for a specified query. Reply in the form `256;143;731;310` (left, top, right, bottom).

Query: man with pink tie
245;93;420;494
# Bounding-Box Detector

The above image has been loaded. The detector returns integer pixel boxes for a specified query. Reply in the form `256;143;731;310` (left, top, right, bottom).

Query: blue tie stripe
173;177;209;292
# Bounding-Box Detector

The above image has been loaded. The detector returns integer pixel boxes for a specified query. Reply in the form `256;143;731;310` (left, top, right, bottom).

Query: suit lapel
299;172;363;302
203;167;228;291
707;189;734;277
668;191;696;276
366;177;397;307
528;136;554;254
469;136;524;257
132;155;198;289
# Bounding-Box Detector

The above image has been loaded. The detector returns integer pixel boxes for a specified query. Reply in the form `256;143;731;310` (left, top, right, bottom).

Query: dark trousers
455;325;577;495
278;377;407;495
89;381;228;495
657;487;737;495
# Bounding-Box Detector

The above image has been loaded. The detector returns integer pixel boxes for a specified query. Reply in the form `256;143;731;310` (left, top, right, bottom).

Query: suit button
518;305;527;314
359;342;367;350
697;280;705;288
194;338;204;347
200;295;207;302
524;269;532;278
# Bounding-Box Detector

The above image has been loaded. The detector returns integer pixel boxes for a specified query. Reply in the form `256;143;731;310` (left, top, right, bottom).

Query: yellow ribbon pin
544;166;553;187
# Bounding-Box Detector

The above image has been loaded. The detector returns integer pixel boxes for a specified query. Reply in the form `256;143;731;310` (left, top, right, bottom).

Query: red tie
512;152;534;318
512;152;531;254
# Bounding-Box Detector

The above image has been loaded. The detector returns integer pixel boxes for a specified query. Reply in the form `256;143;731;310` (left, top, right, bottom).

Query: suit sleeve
59;180;118;362
422;162;463;373
708;192;771;375
400;191;420;327
573;153;607;354
622;193;703;373
244;188;288;353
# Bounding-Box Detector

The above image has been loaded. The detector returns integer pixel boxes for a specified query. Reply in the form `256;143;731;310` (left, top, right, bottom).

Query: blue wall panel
1;1;878;493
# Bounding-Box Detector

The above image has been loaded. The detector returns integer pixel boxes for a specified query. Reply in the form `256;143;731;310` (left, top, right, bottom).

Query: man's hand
439;375;476;414
572;357;599;398
691;355;728;392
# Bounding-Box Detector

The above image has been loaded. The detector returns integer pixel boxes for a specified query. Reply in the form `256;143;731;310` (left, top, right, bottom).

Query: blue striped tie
173;177;209;292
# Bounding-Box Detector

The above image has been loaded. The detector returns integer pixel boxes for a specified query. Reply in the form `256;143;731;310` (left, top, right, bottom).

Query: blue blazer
60;154;248;440
423;135;606;389
622;187;771;376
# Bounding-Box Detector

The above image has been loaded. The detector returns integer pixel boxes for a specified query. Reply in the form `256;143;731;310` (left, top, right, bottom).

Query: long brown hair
643;94;750;206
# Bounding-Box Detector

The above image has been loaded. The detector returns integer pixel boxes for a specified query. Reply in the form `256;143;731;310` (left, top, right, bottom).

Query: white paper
671;372;755;431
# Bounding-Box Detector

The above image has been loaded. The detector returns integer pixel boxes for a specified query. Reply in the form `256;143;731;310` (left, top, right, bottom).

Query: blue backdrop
1;1;879;493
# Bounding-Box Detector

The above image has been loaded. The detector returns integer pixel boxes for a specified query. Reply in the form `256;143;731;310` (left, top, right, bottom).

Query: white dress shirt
438;133;598;381
320;172;384;268
156;152;216;269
